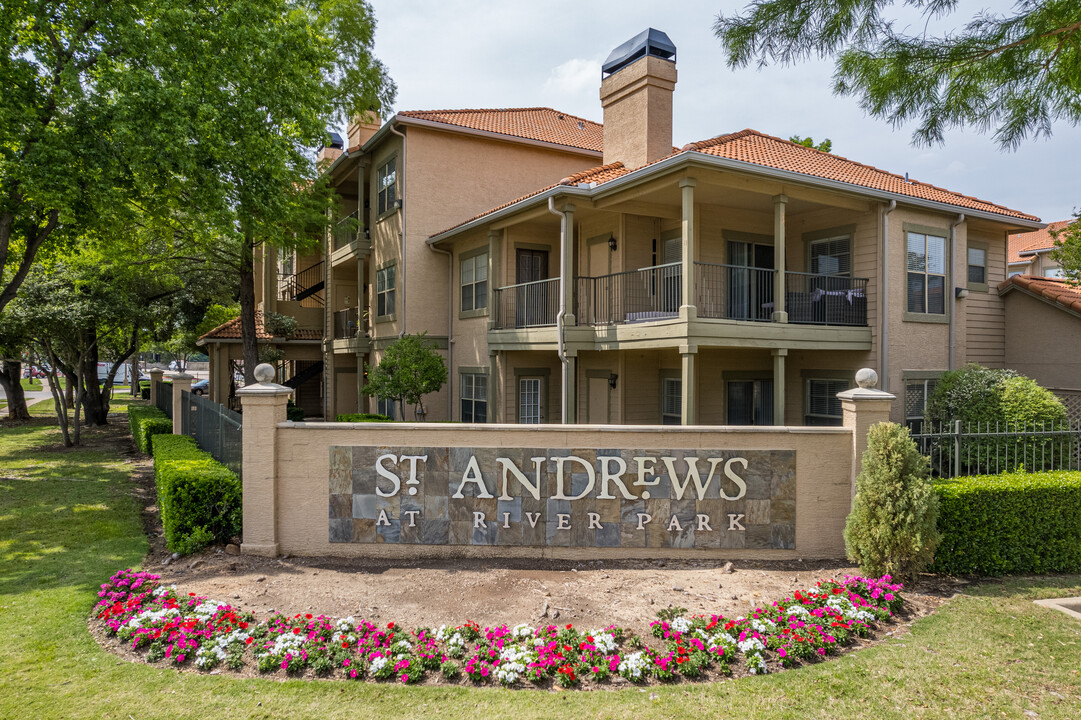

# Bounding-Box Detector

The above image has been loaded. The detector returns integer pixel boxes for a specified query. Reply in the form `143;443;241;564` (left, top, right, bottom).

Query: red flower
245;637;253;645
566;623;572;629
305;613;313;620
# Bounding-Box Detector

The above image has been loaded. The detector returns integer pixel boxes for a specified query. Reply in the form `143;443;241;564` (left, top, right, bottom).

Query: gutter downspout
548;196;569;423
389;123;407;338
429;244;454;421
948;213;966;371
881;200;896;392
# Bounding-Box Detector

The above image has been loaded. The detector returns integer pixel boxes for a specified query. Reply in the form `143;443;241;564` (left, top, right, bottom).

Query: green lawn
20;378;43;391
1;413;1079;719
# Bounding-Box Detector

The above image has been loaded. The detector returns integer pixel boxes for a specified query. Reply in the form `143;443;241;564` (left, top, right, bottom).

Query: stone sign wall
329;446;796;550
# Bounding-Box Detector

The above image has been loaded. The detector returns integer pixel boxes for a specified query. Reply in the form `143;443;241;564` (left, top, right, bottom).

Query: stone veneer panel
328;446;796;550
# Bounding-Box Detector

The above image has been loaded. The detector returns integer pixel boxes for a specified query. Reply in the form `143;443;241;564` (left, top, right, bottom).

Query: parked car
191;379;209;396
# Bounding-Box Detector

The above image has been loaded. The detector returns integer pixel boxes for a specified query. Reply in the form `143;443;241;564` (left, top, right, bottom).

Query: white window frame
460;251;488;315
460;371;488;423
376;264;396;319
377;157;397;216
518;377;542;424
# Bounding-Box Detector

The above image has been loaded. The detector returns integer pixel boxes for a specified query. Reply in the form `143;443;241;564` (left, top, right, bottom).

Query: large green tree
714;1;1081;149
2;1;395;388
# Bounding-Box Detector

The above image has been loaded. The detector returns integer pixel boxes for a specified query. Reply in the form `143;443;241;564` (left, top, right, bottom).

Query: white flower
589;630;617;654
495;646;533;684
618;651;649;680
669;617;692;634
369;656;388;674
511;623;533;639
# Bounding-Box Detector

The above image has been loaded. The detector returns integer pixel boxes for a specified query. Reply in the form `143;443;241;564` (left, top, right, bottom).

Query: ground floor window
460;372;487;423
904;377;940;433
518;377;542;424
661;377;681;425
727;379;773;425
805;378;847;426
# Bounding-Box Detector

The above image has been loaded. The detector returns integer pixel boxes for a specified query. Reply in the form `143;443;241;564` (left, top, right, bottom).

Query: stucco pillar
149;368;164;406
238;363;293;557
839;368;896;503
679;178;697;321
680;347;696;425
772;348;787;424
773;194;788;323
171;373;193;434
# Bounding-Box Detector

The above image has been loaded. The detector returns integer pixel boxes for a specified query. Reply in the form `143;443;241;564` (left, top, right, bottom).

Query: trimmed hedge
128;405;173;454
152;434;242;555
335;413;393;422
932;470;1081;575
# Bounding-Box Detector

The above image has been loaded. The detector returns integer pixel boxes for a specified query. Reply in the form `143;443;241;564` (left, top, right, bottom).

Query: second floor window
377;158;397;215
967;246;987;286
906;231;947;314
376;265;395;317
461;252;488;312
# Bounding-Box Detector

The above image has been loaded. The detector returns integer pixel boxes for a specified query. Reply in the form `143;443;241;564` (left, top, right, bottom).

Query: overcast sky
364;0;1079;224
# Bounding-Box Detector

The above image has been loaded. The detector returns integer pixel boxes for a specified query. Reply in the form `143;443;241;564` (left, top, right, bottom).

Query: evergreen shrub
335;413;393;422
932;470;1081;575
128;405;173;454
844;422;940;580
152;434;242;554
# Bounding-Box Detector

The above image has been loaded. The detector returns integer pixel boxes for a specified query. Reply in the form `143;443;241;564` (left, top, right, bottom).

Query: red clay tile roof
1009;220;1071;263
198;311;323;343
999;275;1081;314
430;128;1038;240
398;108;603;152
684;130;1038;221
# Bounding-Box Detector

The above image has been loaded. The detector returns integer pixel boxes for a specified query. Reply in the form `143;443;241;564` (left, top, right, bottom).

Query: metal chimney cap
327;131;344;150
602;28;676;77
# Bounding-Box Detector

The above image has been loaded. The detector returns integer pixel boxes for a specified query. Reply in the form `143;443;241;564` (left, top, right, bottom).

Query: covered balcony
492;264;868;329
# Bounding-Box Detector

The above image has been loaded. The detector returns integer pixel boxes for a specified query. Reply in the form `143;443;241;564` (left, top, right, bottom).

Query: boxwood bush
932;470;1081;575
152;434;242;555
335;413;393;422
128;405;173;454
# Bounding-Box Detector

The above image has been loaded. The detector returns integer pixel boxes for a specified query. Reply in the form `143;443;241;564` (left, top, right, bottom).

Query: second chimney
600;29;677;169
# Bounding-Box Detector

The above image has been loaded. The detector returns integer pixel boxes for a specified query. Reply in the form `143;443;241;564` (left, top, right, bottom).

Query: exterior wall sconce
608;373;619;389
608;235;617;252
955;287;969;299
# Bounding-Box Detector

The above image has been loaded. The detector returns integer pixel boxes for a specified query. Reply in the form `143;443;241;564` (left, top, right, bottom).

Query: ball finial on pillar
253;363;276;383
855;368;879;389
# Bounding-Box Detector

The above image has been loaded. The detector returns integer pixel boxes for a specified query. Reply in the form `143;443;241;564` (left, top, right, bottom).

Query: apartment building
206;28;1045;426
425;29;1043;429
1008;220;1070;277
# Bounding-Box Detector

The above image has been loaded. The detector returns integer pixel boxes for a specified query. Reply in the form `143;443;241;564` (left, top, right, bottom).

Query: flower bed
93;568;904;687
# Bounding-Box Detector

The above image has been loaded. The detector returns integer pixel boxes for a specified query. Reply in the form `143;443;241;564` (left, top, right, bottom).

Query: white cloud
544;57;602;96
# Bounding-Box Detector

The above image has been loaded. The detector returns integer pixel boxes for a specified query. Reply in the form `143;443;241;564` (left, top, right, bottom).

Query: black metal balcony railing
492;277;559;329
278;261;325;308
492;265;869;330
576;262;682;325
333;210;361;250
694;262;775;322
333;307;362;339
784;272;868;326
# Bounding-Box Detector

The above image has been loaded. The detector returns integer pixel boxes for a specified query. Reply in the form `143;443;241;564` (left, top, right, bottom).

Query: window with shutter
661;377;681;425
805;378;848;425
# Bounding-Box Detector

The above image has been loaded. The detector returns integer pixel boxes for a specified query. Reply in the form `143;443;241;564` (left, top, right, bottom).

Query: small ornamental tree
844;422;940;581
362;333;447;421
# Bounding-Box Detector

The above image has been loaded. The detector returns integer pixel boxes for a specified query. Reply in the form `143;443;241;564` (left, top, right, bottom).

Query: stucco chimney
600;29;677;168
348;111;383;149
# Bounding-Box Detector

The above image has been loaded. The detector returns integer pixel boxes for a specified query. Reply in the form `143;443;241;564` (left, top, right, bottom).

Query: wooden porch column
679;178;697;320
773;194;788;323
772;348;787;425
487;229;501;330
488;349;499;423
681;345;697;425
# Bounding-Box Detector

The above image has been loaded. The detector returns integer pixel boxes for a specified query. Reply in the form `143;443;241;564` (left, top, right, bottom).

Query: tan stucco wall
266;422;854;560
1005;290;1081;388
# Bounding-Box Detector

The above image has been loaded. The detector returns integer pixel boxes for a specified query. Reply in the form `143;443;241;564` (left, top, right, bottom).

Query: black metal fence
784;272;868;326
491;277;559;329
155;380;172;417
180;390;243;477
910;420;1081;478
